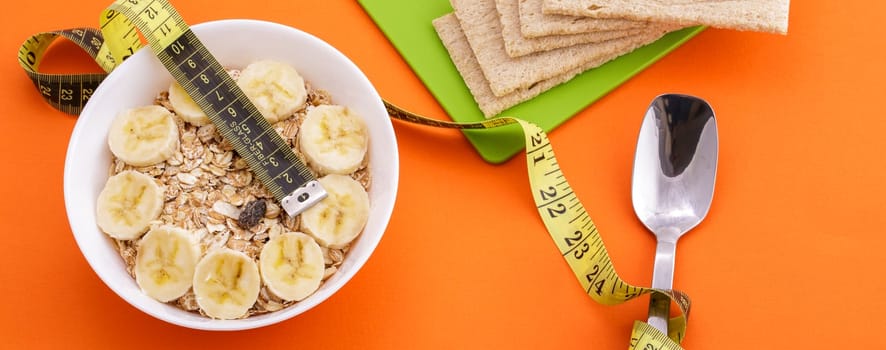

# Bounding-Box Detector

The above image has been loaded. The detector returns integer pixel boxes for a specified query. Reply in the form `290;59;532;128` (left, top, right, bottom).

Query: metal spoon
631;94;718;334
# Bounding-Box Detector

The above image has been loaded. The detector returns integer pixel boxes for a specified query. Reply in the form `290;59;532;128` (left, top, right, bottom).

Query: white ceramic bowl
64;19;398;330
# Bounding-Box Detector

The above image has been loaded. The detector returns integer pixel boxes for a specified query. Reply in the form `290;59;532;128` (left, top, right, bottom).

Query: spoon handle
648;239;677;334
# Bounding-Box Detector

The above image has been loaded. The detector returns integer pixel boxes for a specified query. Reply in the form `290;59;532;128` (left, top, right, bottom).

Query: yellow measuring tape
18;0;691;348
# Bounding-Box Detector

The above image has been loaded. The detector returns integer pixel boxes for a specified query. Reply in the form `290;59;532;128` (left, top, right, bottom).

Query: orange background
2;0;884;348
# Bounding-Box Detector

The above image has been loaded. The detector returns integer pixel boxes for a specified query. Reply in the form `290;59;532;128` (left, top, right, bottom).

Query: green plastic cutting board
358;0;704;164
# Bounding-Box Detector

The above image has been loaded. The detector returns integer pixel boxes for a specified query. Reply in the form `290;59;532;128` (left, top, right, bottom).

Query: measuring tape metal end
281;180;328;217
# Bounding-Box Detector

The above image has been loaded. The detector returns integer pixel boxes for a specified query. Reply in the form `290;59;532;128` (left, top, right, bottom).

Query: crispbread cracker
542;0;790;34
433;14;590;117
496;0;645;57
519;0;646;38
452;0;677;97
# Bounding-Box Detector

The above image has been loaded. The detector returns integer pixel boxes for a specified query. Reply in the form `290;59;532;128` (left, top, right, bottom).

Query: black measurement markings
610;276;619;295
557;180;571;193
18;27;111;114
578;220;596;235
587;237;607;263
567;208;591;226
584;259;611;295
629;331;663;350
20;34;52;68
567;196;583;210
568;209;588;224
574;233;604;264
148;12;175;37
122;0;154;17
27;72;104;115
602;267;618;288
561;227;594;256
483;117;514;128
101;10;121;29
81;28;105;57
629;333;645;349
526;141;549;153
615;282;645;300
671;291;691;318
536;190;574;209
584;259;612;294
529;148;553;167
157;30;313;201
123;25;137;43
119;0;183;46
632;324;676;350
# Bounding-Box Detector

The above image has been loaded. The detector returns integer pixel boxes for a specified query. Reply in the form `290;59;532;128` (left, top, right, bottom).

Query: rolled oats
212;200;241;219
322;266;337;280
177;290;200;311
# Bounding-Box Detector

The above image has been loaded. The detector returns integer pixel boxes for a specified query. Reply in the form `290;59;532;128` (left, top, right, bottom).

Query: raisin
238;199;266;229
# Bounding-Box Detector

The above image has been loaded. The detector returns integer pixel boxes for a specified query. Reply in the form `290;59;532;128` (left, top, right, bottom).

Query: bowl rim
63;18;398;330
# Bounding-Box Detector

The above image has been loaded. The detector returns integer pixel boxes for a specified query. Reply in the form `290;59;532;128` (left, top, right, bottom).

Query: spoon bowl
631;94;718;334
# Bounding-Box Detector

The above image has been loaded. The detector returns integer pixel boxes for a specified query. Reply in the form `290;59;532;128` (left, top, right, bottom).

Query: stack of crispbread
434;0;790;117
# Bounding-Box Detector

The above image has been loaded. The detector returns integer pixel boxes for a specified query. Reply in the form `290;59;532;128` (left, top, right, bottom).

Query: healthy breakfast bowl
63;19;399;330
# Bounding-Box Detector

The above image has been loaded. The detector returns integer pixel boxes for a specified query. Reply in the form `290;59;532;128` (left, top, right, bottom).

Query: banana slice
192;248;261;319
107;105;179;167
259;232;325;301
167;81;210;126
96;170;164;240
300;174;370;249
135;225;201;302
236;60;307;123
298;104;369;175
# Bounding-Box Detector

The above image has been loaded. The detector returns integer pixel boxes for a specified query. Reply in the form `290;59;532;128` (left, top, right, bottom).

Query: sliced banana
236;60;307;123
107;105;179;167
135;225;201;302
299;104;369;175
96;170;164;240
167;81;210;126
259;232;325;301
300;174;370;249
192;248;261;319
